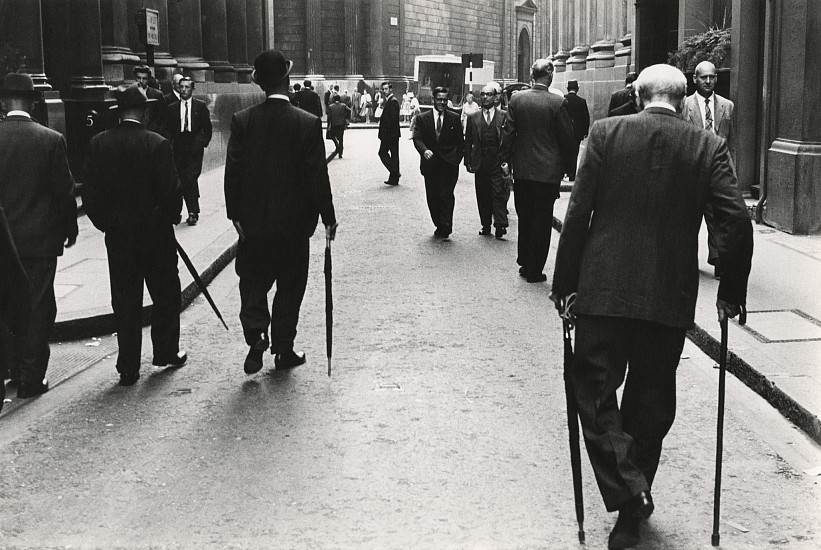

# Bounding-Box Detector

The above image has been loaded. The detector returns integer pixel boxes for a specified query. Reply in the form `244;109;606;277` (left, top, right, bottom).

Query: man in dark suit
564;79;590;144
550;64;753;550
465;81;509;239
0;73;77;399
499;59;577;282
608;94;638;117
607;71;638;114
133;65;167;134
293;80;323;119
326;94;351;158
225;50;337;375
164;73;183;105
166;77;212;226
84;84;188;387
378;81;401;185
412;86;464;239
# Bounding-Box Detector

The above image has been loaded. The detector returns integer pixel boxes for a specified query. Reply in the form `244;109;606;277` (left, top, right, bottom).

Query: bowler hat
0;73;40;98
567;79;579;91
253;50;293;87
109;83;157;110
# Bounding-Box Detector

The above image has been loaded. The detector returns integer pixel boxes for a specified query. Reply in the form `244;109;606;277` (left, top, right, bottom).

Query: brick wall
321;0;346;75
274;0;306;74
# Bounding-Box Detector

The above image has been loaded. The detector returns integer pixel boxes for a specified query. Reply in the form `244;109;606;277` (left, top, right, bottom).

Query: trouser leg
270;238;310;353
143;228;181;359
337;129;345;156
490;166;510;227
514;182;532;268
378;139;392;178
181;176;200;214
18;257;57;385
573;314;649;511
106;239;144;374
438;167;459;233
424;175;441;228
474;170;493;228
239;276;274;346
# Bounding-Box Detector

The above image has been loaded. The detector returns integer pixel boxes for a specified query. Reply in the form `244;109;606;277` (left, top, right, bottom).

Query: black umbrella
561;297;585;544
175;240;229;331
324;237;333;377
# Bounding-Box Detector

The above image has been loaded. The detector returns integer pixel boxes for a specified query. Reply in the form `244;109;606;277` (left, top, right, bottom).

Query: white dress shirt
179;98;192;132
483;105;496;125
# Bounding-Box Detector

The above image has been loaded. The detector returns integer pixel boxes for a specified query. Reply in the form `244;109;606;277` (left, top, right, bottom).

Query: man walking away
225;50;337;375
0;73;77;399
608;72;638;115
465;82;509;239
294;80;323;119
326;94;351;158
550;64;752;550
166;77;212;226
84;84;188;387
498;59;577;283
378;81;401;185
564;79;590;159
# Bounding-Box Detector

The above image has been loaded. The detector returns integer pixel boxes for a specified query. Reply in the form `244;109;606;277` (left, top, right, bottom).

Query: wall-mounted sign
143;8;160;46
390;17;398;26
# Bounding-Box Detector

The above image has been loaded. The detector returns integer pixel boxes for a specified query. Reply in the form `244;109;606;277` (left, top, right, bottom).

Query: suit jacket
464;107;505;171
144;86;167;135
412;109;464;176
564;92;590;142
224;98;336;278
498;84;577;183
83;120;181;239
552;107;753;329
608;87;632;114
293;88;323;119
608;100;638;117
0;115;77;257
327;102;350;128
684;93;735;159
165;98;213;155
0;204;30;337
378;94;401;140
164;91;180;105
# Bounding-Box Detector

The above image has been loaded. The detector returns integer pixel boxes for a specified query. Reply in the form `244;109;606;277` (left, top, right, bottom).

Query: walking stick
561;297;585;544
324;236;333;377
175;240;229;331
712;307;746;546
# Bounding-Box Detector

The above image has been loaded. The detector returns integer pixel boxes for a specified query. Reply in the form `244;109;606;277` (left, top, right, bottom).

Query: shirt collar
483;105;496;117
267;93;290;101
644;101;677;112
696;92;715;103
6;110;31;119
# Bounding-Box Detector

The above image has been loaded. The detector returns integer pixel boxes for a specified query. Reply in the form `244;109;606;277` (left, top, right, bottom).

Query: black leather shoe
495;227;507;240
17;379;49;398
627;490;654;520
608;511;641;549
152;351;188;368
526;273;547;283
275;349;306;370
244;333;269;374
479;226;491;236
186;213;199;226
118;372;140;386
518;266;527;278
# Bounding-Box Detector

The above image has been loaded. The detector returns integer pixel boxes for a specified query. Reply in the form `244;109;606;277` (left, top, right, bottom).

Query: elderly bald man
684;60;736;279
464;82;510;239
164;73;184;104
551;64;752;549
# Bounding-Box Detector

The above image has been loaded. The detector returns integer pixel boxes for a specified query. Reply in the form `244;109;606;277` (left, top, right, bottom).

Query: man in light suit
166;77;212;226
225;50;337;375
413;86;464;239
550;64;753;549
684;60;735;279
498;59;577;282
465;82;509;239
0;73;77;399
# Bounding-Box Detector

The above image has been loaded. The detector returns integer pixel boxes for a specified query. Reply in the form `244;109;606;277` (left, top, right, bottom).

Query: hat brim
108;98;159;110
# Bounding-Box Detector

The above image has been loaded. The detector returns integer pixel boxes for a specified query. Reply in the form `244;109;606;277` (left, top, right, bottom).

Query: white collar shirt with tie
180;98;192;133
483;106;496;125
695;92;716;133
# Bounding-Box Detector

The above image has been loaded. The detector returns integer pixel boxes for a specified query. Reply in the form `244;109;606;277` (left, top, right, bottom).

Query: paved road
1;130;819;549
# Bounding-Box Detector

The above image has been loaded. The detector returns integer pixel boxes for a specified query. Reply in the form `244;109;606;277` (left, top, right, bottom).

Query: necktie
184;101;189;132
486;110;492;126
436;113;442;139
704;97;713;132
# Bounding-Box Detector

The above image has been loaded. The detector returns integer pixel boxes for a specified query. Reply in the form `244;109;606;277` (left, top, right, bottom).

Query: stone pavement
32;129;821;446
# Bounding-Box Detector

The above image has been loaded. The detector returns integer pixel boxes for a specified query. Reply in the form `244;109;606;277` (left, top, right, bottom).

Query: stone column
126;0;178;82
201;0;236;82
0;0;51;90
227;0;252;82
344;0;363;78
245;0;265;64
100;0;141;84
168;0;210;82
763;0;821;234
305;0;323;77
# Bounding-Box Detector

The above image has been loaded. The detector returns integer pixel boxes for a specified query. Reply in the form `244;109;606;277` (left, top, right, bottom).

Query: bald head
531;59;554;85
634;64;687;112
693;60;717;97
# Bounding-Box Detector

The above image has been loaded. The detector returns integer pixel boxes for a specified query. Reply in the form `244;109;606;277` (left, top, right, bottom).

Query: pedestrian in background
407;91;420;138
460;91;480;133
0;73;78;399
498;59;576;283
293;80;323;119
326;94;351;158
359;89;372;123
133;64;167;134
412;86;465;239
165;77;212;226
224;50;337;375
164;73;183;104
550;64;752;550
608;72;638;115
564;79;590;167
84;84;188;387
378;82;401;185
465;82;509;239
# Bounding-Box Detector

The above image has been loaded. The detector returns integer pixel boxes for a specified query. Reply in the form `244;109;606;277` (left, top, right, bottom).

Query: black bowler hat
109;83;158;110
0;73;40;98
253;50;293;87
567;79;579;91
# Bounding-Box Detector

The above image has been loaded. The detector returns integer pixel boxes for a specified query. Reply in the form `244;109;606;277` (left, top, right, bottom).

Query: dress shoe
186;213;199;226
625;490;654;520
118;372;140;386
152;351;188;368
495;227;507;240
518;266;527;278
17;379;49;398
526;273;547;283
608;511;641;549
244;333;270;375
479;226;491;236
274;349;306;370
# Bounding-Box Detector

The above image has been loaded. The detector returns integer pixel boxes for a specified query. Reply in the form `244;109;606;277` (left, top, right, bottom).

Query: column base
234;64;253;84
765;139;821;234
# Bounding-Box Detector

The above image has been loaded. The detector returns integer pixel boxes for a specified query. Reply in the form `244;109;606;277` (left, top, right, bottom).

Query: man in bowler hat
225;50;337;374
83;84;188;387
0;73;78;399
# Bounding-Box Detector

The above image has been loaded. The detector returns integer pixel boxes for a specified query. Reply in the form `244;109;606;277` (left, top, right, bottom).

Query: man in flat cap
83;84;188;387
225;50;337;375
0;73;78;399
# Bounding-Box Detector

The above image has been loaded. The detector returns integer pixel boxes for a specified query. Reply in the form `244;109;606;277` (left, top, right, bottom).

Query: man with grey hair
550;64;752;549
164;72;184;104
499;58;576;282
465;81;509;239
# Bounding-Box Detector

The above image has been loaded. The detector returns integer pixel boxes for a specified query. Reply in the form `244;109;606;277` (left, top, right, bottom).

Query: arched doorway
517;28;531;83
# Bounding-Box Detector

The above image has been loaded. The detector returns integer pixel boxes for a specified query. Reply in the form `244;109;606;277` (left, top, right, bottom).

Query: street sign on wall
143;8;160;46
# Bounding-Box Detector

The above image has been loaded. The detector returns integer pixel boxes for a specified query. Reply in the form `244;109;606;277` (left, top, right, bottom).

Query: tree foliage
668;27;731;72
